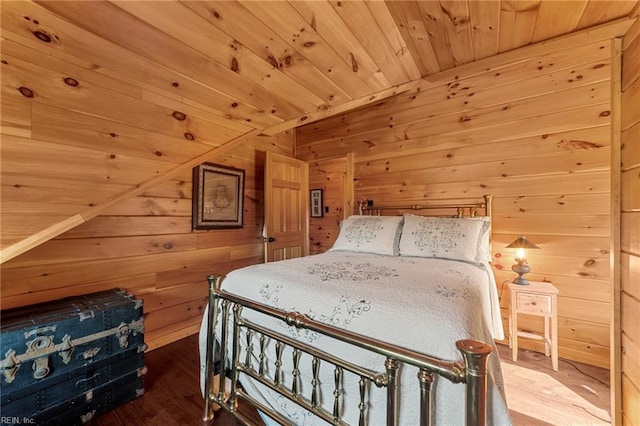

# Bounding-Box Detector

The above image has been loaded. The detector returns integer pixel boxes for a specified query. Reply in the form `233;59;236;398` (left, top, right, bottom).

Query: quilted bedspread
199;252;511;425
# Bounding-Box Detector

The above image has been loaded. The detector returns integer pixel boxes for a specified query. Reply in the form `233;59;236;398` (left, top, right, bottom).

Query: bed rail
202;275;492;426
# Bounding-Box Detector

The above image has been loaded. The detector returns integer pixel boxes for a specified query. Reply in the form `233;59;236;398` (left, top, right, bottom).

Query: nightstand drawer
516;293;552;313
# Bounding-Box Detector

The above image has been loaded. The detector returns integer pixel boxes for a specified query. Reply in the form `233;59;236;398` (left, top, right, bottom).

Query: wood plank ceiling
1;0;639;262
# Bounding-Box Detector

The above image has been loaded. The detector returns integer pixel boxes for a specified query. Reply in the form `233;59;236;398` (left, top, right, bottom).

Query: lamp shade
505;235;540;250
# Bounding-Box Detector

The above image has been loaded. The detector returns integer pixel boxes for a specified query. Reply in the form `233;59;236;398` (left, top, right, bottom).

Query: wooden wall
0;133;294;350
297;33;616;368
621;16;640;426
0;1;265;262
308;155;353;255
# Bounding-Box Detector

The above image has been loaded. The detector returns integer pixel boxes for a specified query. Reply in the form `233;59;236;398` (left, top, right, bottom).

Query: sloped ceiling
1;0;638;263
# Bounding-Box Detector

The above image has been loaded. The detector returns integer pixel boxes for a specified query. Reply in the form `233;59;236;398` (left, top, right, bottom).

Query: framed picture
192;162;244;229
310;189;324;218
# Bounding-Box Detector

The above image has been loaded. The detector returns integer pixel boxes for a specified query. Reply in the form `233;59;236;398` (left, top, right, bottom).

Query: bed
199;195;512;426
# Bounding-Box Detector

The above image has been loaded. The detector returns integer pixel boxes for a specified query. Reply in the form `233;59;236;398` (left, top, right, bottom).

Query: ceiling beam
260;79;422;136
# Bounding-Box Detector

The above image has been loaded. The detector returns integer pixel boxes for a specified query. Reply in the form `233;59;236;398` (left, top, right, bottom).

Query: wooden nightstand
508;280;559;371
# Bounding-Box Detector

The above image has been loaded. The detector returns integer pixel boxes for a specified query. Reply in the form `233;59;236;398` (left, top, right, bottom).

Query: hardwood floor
496;343;610;425
93;334;610;425
93;333;260;426
93;331;205;426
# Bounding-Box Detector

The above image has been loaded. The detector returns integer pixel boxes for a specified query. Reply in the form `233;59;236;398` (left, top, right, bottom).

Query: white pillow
330;215;403;256
399;214;489;263
470;216;492;263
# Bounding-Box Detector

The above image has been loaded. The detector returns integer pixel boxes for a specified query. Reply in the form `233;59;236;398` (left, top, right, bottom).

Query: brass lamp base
511;260;531;285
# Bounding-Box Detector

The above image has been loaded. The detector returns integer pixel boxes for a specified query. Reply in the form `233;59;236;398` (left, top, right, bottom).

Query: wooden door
264;152;309;262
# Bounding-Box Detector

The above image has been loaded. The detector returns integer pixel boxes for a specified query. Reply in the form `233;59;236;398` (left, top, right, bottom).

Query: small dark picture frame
310;189;324;218
192;162;244;229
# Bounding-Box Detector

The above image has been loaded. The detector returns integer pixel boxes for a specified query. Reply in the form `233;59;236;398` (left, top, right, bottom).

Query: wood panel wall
0;133;294;350
308;155;353;255
0;1;264;261
297;34;616;368
621;15;640;426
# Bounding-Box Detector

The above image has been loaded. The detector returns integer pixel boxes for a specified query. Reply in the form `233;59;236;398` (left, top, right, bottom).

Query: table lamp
505;235;540;285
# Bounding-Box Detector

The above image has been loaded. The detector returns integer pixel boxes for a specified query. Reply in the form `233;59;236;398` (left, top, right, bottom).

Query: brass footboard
202;275;492;426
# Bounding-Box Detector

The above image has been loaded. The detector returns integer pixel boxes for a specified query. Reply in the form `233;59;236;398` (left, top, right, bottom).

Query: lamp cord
498;278;507;302
559;358;609;388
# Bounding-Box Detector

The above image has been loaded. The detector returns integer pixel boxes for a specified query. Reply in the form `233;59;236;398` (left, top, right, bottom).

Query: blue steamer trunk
0;289;145;424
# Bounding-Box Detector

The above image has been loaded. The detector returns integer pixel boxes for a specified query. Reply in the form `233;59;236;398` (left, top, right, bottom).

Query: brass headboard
357;194;493;219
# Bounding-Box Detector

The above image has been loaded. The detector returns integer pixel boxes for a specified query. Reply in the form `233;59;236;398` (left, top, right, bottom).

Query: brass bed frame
202;195;494;426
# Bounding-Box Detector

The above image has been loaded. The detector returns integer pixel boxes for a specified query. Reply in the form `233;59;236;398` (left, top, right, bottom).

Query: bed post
483;194;493;257
456;339;492;426
385;357;400;426
418;369;434;426
483;194;492;218
229;304;243;412
203;275;222;425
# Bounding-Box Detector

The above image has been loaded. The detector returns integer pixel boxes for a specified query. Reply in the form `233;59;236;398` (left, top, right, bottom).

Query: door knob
267;237;276;243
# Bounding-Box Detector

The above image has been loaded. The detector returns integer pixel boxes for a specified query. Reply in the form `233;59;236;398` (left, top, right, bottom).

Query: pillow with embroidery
399;214;489;263
329;215;403;256
469;216;492;263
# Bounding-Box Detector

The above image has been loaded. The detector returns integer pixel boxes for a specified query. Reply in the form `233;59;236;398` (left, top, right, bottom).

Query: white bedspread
199;252;511;425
